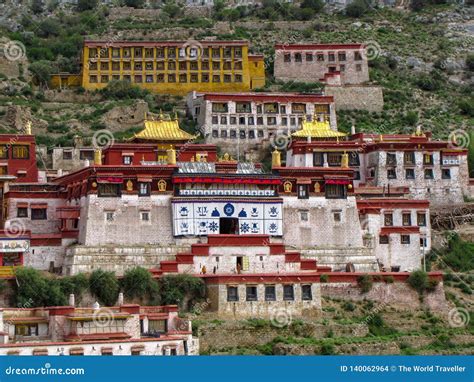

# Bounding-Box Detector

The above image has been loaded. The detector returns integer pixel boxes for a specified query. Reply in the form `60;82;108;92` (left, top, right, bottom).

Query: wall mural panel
173;201;283;236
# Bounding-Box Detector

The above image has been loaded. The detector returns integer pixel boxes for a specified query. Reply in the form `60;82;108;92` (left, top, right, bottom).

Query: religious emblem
126;180;133;192
314;182;321;193
223;203;235;217
283;181;292;193
158;179;167;192
92;182;97;188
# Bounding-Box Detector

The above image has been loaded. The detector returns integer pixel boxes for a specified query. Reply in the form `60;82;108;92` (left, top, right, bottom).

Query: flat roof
275;43;365;50
84;40;249;47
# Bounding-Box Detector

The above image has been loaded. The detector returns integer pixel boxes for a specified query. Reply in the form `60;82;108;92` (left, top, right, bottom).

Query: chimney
69;294;75;307
351;124;356;135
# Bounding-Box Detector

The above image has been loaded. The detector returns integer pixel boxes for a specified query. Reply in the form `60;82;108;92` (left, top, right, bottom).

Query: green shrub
343;301;356;312
466;54;474;71
99;80;150;100
59;274;89;303
357;274;373;294
121;266;159;302
320;343;335;355
407;270;439;294
345;0;371;18
89;270;120;306
320;274;329;283
158;274;205;309
384;276;394;284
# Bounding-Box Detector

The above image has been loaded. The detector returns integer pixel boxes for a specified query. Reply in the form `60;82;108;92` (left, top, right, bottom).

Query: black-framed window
31;208;47;220
17;207;28;218
212;103;228;113
246;286;257;301
384;213;393;226
442;168;451;179
327;152;342;167
0;145;8;159
401;235;411;244
402;213;412;226
386;153;397;166
98;183;121;197
123;156;132;165
348;152;359;166
63;151;72;160
301;285;312;301
405;169;415;179
297;185;309;199
424;169;434;179
354;171;361;180
313;152;324;166
15;323;38;336
417;213;426;227
227;286;238;302
138;182;151;196
423;153;433;165
387;168;397;179
379;235;389;244
404;152;415;165
325;184;346;199
12;145;29;159
283;285;294;301
265;285;276;301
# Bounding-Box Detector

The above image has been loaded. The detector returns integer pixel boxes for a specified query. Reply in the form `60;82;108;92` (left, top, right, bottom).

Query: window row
227;284;313;302
212;129;266;140
297;184;346;199
386;168;451;180
62;150;94;161
17;207;47;220
282;50;363;63
98;183;152;197
379;234;416;245
211;115;308;126
88;46;243;59
383;212;427;227
89;73;243;84
105;210;150;222
89;61;244;71
0;145;30;160
314;152;360;167
211;102;330;115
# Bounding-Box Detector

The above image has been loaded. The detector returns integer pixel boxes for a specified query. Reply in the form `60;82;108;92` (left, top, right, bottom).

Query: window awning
69;347;84;355
131;345;145;352
97;177;123;184
325;179;350;185
33;349;48;356
121;152;135;156
16;202;28;208
31;203;48;209
137;176;153;182
296;178;312;185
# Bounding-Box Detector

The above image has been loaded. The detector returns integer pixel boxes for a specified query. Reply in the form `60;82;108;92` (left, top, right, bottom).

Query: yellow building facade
81;40;266;95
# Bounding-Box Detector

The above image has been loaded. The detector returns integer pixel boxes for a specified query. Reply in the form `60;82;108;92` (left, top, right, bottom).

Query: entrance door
236;256;243;274
219;218;239;234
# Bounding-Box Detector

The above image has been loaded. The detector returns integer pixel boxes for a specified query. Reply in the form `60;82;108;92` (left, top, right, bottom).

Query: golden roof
292;119;347;139
130;113;197;142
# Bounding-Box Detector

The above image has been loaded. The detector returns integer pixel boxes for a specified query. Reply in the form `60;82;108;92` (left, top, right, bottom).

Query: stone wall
207;283;321;319
301;247;378;272
283;196;364;249
324;85;384;112
321;281;449;312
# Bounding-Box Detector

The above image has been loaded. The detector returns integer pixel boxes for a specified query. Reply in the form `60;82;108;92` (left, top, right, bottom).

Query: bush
416;74;441;91
407;270;439;294
59;274;89;303
29;61;53;87
158;274;205;309
100;80;149;100
441;233;474;272
458;98;474;117
467;54;474;72
320;274;329;283
346;0;371;18
320;343;335;355
77;0;98;11
14;267;67;307
89;270;120;306
357;274;373;294
121;267;159;302
384;276;394;284
343;301;356;311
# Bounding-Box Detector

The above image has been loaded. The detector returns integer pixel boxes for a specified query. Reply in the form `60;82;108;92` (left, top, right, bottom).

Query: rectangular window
386;153;397;166
190;74;198;83
306;53;313;61
402;213;412;226
387;168;397;179
284;53;291;62
168;74;176;83
134;75;142;83
98;183;121;197
313;152;324;166
423;153;433;165
234;61;242;70
356;64;362;72
442;168;451;179
264;103;278;114
201;73;209;83
212;75;220;83
63;151;72;160
295;53;302;62
328;53;335;62
100;62;109;71
212;130;218;138
384;213;393;226
300;210;309;222
301;285;312;301
379;235;389;244
122;156;132;165
297;185;309;199
283;285;294;301
140;211;150;222
327;152;342;166
246;286;257;301
291;103;306;114
212;103;228;113
424;169;434;179
325;184;346;199
316;53;324;61
354;51;363;61
146;75;153;83
123;62;131;71
267;117;276;125
349;152;360;166
405;169;415;179
17;207;28;218
230;130;236;139
12;145;29;159
338;52;346;61
227;286;238;302
265;285;276;301
401;235;410;245
179;74;187;83
417;213;426;227
0;145;8;159
31;208;47;220
157;74;164;83
138;182;150;196
212;61;220;70
105;211;114;222
111;48;120;58
224;74;231;83
168;61;176;70
404;152;415;165
236;102;251;113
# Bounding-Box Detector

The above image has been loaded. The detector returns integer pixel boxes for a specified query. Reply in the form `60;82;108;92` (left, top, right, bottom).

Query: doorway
219;217;238;234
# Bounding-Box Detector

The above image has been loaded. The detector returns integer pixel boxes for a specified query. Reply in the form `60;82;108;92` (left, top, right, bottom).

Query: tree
410;0;426;11
158;274;205;310
345;0;370;18
37;19;62;38
301;0;324;12
121;267;158;301
77;0;98;11
30;0;44;14
29;60;53;87
89;270;120;306
466;54;474;72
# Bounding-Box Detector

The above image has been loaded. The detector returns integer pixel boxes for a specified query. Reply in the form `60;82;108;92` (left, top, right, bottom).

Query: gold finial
341;151;349;168
144;111;147;121
25;120;32;135
94;149;102;166
174;112;178;121
272;149;281;168
380;134;383;142
158;109;164;120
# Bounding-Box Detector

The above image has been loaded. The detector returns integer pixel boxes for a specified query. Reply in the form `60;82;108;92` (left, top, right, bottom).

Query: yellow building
81;40;266;95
